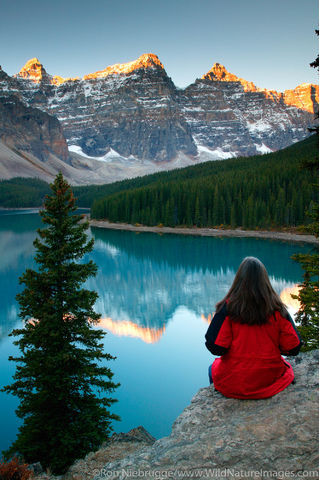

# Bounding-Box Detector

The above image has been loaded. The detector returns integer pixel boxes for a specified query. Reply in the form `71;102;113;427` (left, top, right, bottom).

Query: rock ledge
36;351;319;479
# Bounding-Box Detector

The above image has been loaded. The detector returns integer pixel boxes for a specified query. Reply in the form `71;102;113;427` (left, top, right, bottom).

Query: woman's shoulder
212;302;228;322
272;309;291;321
215;298;228;314
217;301;228;313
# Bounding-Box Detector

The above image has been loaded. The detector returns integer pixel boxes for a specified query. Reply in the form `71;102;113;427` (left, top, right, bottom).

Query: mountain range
0;54;318;185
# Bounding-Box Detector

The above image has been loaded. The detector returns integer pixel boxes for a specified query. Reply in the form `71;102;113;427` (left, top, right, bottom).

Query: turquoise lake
0;210;312;454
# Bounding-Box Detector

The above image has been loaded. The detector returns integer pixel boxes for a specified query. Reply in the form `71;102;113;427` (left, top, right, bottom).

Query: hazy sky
0;0;318;91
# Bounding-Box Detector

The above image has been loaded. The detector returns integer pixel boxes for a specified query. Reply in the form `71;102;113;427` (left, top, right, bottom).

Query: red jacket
205;304;302;399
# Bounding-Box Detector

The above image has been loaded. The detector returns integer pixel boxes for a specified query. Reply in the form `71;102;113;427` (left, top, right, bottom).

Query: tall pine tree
1;173;119;474
292;28;319;350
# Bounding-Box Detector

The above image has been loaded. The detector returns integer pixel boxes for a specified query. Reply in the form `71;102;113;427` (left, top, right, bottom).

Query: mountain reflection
88;237;236;334
98;317;165;343
280;285;301;312
91;228;307;280
87;228;308;339
201;313;213;324
0;220;38;341
0;213;311;343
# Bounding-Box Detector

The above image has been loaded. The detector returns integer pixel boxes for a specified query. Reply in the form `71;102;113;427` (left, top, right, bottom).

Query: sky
0;0;318;91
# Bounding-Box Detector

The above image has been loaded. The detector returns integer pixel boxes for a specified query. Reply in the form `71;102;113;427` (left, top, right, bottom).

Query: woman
205;256;302;399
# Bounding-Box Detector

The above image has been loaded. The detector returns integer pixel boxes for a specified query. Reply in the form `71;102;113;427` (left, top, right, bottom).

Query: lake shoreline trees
90;135;318;230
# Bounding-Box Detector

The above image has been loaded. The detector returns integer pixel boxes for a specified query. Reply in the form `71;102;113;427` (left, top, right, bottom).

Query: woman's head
216;256;288;325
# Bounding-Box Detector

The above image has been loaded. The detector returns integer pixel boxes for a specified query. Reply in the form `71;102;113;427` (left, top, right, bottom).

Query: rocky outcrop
0;95;69;162
94;350;319;478
34;427;156;479
0;55;318;164
0;91;113;184
35;350;319;479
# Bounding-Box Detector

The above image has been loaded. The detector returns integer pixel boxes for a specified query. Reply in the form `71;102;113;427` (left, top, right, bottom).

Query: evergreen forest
91;135;319;229
0;177;51;208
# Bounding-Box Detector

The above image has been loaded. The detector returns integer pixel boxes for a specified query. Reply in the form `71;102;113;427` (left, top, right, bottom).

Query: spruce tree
292;28;319;350
1;173;119;474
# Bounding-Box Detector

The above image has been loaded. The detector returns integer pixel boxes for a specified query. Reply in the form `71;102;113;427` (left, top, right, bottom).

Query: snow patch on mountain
69;145;124;162
255;143;273;154
247;120;273;133
196;144;237;160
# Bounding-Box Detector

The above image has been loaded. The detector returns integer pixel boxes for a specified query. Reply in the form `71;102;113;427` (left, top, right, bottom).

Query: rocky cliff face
34;350;319;480
0;55;318;165
0;94;69;162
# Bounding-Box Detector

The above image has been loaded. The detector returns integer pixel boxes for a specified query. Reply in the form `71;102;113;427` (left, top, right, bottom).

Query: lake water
0;210;311;455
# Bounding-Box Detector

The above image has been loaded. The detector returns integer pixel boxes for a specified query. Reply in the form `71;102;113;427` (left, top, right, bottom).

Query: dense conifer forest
0;135;317;230
91;135;318;229
0;177;50;207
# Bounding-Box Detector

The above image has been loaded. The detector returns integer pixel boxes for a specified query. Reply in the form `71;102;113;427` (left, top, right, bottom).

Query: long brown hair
216;256;288;325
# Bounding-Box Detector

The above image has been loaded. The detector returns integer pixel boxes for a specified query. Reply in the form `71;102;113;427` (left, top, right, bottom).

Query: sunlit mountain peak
50;74;80;85
201;62;319;113
202;62;258;92
205;63;240;82
283;83;319;114
16;57;47;83
83;53;165;80
16;58;79;85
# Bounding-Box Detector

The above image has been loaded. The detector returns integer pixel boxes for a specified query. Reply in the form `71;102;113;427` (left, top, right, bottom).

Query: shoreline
0;207;91;211
0;207;40;211
89;220;319;244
